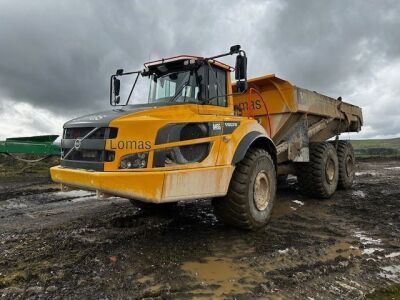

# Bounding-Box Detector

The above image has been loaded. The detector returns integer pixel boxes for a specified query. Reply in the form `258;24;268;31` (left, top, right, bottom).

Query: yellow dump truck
51;46;362;230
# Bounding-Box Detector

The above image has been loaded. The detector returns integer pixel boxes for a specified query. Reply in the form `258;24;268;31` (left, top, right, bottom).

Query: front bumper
50;165;234;203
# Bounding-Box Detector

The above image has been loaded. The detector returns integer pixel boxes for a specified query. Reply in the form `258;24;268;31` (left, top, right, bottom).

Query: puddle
354;231;382;245
181;256;263;298
271;199;296;219
379;265;400;283
384;167;400;170
180;239;362;298
362;248;384;255
322;241;362;260
355;171;378;176
353;231;384;255
385;252;400;258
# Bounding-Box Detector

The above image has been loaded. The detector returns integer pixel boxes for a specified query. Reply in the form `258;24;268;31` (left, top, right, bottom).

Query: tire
335;141;355;189
297;142;339;198
212;148;277;230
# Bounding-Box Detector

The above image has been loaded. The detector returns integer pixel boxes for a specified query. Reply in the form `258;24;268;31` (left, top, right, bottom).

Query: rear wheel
297;142;339;198
212;148;276;230
336;141;355;189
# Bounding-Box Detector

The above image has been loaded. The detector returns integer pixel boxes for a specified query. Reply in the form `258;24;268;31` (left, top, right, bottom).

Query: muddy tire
335;141;355;189
297;142;339;198
212;148;276;230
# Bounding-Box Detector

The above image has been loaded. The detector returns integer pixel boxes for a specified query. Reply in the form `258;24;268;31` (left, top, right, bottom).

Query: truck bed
232;74;363;163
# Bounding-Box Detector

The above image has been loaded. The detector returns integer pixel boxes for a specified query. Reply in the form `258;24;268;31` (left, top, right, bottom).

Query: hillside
350;137;400;158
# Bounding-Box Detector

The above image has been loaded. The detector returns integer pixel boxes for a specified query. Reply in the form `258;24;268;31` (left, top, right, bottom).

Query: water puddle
353;230;384;255
379;265;400;283
385;252;400;258
180;238;362;298
355;171;379;176
270;199;296;219
322;241;362;260
181;256;263;298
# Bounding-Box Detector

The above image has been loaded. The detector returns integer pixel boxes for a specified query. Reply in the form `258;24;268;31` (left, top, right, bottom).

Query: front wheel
212;148;277;230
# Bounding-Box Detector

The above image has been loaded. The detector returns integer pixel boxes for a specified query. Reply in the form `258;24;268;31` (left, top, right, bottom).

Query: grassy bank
350;137;400;159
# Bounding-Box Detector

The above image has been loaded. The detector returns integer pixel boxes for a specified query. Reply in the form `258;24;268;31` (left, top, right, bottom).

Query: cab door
197;66;234;116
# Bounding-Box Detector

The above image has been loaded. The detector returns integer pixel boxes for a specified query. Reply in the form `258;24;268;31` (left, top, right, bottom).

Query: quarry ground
0;158;399;299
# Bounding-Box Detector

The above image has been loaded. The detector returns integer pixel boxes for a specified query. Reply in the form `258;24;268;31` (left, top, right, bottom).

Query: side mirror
230;45;241;54
235;54;247;80
236;81;248;93
235;54;247;93
113;77;121;104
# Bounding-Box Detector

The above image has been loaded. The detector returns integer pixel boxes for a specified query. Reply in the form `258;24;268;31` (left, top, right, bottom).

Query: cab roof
144;55;233;71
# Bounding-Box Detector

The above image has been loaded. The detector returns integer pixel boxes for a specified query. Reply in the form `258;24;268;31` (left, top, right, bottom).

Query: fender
231;131;276;165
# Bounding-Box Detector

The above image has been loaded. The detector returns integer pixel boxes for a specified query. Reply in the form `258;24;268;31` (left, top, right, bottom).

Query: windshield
148;70;202;104
111;62;227;107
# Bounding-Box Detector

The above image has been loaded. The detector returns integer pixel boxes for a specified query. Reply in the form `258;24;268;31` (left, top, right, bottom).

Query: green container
0;135;60;156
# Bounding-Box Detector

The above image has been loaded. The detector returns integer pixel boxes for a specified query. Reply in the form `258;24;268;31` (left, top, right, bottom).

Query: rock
46;285;58;292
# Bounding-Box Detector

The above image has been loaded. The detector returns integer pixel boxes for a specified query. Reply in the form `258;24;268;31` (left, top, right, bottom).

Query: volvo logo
74;139;82;150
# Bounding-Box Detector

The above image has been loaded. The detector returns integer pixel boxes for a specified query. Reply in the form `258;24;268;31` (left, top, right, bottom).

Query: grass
365;284;400;300
350;137;400;158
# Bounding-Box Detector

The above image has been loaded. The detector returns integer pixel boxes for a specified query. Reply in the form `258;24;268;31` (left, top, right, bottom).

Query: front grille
62;149;115;162
64;127;118;139
61;127;117;171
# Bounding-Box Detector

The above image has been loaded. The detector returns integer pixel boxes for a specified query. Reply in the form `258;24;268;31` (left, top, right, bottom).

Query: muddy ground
0;158;399;299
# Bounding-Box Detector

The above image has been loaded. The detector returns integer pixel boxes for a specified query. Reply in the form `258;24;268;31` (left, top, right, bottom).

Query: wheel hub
325;158;335;183
253;171;270;211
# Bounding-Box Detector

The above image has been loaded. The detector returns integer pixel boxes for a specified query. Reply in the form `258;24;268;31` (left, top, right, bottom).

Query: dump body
233;75;363;164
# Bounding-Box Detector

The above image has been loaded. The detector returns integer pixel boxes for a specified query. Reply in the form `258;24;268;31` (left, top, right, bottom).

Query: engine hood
64;103;173;128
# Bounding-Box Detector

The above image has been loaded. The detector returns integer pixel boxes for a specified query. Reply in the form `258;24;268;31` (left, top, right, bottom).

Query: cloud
0;0;399;139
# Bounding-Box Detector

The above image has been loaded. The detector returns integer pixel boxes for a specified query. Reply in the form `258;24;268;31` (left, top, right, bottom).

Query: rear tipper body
233;74;362;166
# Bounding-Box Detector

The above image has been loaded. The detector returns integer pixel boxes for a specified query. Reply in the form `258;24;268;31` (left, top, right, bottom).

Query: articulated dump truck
51;46;363;230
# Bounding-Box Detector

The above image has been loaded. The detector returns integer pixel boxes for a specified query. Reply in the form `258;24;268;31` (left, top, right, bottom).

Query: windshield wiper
168;72;192;103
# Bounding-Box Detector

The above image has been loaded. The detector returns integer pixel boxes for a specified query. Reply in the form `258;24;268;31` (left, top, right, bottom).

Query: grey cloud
0;0;399;139
263;0;400;96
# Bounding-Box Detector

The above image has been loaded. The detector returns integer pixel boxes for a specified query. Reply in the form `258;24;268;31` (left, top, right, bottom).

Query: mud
0;159;399;299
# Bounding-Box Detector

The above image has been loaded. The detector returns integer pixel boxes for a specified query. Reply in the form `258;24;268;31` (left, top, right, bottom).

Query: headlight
153;143;211;167
120;152;148;169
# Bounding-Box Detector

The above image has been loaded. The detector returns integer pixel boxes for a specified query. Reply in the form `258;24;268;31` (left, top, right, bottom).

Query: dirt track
0;159;399;299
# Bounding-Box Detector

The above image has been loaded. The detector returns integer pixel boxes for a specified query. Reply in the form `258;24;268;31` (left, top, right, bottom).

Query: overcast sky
0;0;399;140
